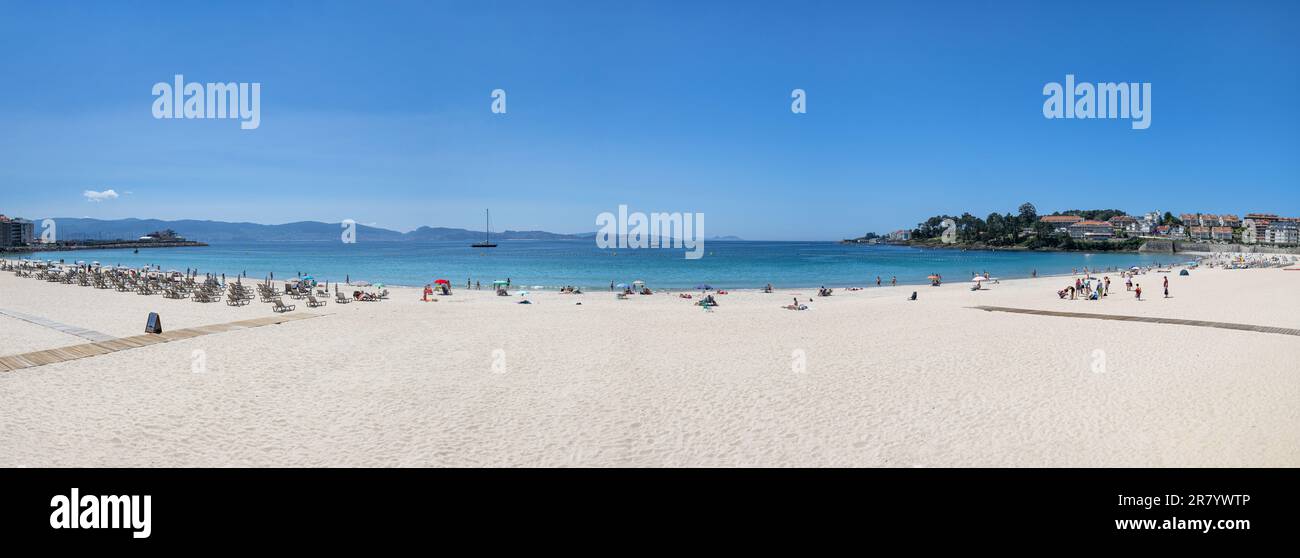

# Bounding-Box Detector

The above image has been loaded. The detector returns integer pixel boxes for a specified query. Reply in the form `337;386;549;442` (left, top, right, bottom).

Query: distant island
1;226;208;253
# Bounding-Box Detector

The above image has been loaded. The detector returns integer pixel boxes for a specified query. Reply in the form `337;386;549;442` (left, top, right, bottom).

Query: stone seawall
1138;240;1175;253
1176;242;1300;255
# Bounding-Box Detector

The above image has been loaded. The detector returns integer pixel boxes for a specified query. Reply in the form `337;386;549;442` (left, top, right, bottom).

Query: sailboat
472;209;498;248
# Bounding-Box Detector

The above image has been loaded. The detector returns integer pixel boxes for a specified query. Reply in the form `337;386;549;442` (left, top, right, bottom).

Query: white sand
1;263;1297;467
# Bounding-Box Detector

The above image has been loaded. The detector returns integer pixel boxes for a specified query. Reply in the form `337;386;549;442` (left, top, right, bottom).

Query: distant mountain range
41;218;587;243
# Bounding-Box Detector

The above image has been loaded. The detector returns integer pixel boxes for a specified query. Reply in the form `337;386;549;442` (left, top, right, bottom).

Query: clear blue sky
1;0;1296;240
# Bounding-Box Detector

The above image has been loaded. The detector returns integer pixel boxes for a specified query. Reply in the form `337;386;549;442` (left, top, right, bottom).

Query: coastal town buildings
1067;220;1115;240
1140;211;1162;232
1107;215;1144;235
1040;214;1083;233
1265;219;1299;245
1240;215;1298;245
1242;219;1259;244
1154;224;1186;238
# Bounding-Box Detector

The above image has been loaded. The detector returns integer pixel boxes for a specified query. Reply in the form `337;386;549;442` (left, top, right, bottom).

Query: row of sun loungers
2;262;305;313
1;261;409;315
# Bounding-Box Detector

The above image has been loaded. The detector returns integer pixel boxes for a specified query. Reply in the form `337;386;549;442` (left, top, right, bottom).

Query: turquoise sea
17;240;1183;289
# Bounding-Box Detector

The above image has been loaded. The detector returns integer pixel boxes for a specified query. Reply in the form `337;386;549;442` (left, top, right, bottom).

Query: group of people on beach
1057;269;1172;301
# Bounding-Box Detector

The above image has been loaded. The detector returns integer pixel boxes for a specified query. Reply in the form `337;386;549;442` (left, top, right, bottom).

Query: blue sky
1;0;1297;240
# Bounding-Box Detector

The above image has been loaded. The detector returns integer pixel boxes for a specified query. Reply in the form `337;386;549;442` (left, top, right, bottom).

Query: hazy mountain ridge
42;218;588;242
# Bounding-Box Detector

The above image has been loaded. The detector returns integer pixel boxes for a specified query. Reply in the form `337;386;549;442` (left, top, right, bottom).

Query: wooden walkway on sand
0;308;116;342
0;313;321;372
972;306;1300;337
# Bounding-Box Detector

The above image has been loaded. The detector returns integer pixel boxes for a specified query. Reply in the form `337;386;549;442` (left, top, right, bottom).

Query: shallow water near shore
15;240;1180;289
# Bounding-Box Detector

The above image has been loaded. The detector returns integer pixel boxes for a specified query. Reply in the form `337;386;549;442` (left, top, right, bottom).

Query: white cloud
83;189;120;202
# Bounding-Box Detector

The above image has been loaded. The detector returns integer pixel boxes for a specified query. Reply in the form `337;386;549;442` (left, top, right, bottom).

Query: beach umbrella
434;279;450;285
632;280;645;286
616;283;629;289
927;275;940;280
971;276;988;282
492;280;508;286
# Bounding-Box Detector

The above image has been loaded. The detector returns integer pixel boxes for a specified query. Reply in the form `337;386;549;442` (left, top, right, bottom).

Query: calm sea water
17;240;1183;289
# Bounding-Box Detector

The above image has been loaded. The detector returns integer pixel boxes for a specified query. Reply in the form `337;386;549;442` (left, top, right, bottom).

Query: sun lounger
307;294;327;307
271;299;296;313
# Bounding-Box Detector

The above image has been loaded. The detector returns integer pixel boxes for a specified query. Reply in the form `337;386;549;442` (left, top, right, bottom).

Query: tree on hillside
1018;202;1037;223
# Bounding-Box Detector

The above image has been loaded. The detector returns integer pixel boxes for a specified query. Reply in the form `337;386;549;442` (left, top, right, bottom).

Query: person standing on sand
876;276;881;286
891;276;897;286
1163;276;1169;298
1135;284;1142;300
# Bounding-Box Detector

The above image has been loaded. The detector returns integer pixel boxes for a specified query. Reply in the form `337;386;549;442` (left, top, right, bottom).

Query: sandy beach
1;261;1297;467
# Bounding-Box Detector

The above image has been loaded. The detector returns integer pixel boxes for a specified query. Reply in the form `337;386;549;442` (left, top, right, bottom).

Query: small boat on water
472;209;498;248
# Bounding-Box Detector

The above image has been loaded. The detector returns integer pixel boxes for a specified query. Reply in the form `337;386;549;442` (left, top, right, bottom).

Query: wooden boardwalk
972;306;1300;337
0;313;321;372
0;308;116;342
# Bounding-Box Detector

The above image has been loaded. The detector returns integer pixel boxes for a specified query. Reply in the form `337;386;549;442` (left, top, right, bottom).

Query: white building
1242;219;1258;244
1068;220;1115;240
1265;220;1299;245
